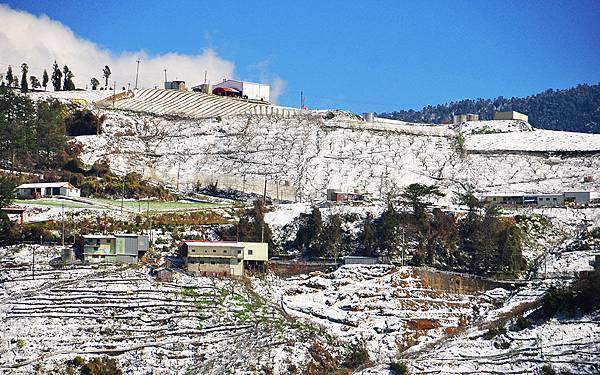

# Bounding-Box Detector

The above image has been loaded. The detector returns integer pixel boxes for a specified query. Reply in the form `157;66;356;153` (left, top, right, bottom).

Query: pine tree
400;183;444;220
358;212;377;256
103;65;111;88
20;63;28;93
295;206;323;257
5;66;13;87
42;69;49;91
90;77;99;90
322;214;344;263
29;76;41;89
51;61;62;91
63;65;71;91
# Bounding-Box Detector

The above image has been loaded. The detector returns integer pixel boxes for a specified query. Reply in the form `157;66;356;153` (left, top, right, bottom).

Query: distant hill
378;83;600;133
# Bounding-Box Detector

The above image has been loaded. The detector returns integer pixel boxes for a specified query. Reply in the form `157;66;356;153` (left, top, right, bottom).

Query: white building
482;191;595;207
16;182;80;199
213;79;270;102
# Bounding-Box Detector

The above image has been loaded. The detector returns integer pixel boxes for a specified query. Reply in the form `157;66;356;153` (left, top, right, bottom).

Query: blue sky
4;0;600;112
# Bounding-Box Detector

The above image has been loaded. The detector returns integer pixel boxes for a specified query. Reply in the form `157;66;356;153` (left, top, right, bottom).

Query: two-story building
82;233;149;264
180;240;268;276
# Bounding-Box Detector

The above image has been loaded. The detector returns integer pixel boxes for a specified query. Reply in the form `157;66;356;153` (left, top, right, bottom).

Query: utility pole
112;81;116;107
263;176;267;204
61;202;65;246
127;82;131;91
176;160;181;190
204;70;207;84
135;59;140;89
163;69;167;85
300;91;303;109
121;177;125;214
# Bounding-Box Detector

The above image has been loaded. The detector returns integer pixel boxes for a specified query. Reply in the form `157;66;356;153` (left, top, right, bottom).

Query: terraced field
108;88;300;118
0;265;335;374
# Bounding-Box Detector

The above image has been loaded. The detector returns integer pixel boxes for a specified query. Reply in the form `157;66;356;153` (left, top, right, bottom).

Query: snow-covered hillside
75;108;600;204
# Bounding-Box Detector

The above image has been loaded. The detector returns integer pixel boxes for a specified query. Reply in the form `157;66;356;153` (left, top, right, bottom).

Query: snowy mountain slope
0;255;341;374
252;265;502;362
75;108;600;204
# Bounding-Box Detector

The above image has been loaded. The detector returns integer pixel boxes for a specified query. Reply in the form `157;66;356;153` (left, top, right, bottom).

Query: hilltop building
16;182;80;199
164;80;186;90
180;240;268;276
453;114;479;124
209;79;270;102
81;233;149;264
494;111;528;122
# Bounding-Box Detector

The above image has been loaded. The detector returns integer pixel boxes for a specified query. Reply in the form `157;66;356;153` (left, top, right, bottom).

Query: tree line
0;62;113;92
290;183;526;276
378;83;600;134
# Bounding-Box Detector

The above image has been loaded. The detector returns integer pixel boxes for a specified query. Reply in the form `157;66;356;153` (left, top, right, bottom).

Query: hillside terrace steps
106;88;300;119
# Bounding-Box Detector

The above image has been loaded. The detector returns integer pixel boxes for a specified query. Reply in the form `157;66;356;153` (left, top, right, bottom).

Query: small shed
155;268;174;282
343;256;381;265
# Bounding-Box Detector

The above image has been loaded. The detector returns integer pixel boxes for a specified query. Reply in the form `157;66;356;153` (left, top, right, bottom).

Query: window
546;198;550;201
237;250;242;254
248;249;253;255
553;198;557;201
213;249;217;253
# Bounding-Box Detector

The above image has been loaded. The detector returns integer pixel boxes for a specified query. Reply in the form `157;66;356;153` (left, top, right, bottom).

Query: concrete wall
494;111;528;122
414;268;516;295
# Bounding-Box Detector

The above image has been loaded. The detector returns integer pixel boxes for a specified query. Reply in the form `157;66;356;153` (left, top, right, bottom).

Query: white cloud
0;4;236;90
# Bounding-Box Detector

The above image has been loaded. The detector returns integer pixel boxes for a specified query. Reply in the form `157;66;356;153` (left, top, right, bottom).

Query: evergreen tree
103;65;111;88
294;206;323;257
20;63;28;93
400;183;444;219
0;176;16;208
90;77;100;90
13;76;19;88
375;208;403;261
29;76;41;89
42;69;49;91
358;212;377;256
51;61;62;91
62;65;74;91
322;214;344;263
5;66;13;87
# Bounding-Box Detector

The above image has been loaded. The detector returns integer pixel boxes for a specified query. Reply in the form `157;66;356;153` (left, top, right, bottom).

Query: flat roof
82;234;115;239
183;240;244;247
17;182;75;189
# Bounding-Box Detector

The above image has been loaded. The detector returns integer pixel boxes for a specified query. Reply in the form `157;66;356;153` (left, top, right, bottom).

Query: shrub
482;325;506;340
343;340;370;368
16;339;26;349
540;364;557;375
542;273;600;318
389;361;409;375
80;356;122;375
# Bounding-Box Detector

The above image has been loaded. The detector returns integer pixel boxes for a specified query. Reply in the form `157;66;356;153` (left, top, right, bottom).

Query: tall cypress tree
51;61;62;91
5;66;13;87
20;63;28;93
42;69;49;91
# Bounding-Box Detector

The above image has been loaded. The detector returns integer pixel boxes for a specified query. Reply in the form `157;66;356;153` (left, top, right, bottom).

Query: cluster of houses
164;78;271;103
451;110;529;124
78;233;269;277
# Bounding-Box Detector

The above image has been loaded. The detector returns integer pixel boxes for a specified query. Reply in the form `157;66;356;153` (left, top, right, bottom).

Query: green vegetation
542;272;600;318
379;83;600;134
389;361;410;374
290;183;525;276
16;338;26;349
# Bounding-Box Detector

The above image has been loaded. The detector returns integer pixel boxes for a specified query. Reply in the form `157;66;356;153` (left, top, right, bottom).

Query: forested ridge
379;83;600;133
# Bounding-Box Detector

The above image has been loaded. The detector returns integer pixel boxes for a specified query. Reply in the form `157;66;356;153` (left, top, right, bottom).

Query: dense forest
378;83;600;133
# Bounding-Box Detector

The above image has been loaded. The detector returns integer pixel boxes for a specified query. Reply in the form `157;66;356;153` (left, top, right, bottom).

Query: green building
82;233;149;264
